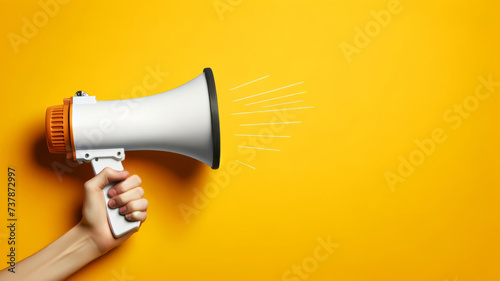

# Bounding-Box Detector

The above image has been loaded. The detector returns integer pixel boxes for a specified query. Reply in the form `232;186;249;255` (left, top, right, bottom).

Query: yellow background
1;0;500;280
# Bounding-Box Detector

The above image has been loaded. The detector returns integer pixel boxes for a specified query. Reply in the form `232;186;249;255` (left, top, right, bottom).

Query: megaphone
45;68;221;237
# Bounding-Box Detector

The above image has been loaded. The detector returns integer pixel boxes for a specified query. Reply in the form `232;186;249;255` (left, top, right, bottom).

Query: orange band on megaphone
45;98;75;159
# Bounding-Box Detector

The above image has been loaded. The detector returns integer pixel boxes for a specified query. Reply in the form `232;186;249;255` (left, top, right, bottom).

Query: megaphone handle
90;158;141;238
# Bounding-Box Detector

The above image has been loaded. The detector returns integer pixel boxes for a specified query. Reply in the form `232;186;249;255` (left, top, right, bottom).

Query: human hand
79;167;148;253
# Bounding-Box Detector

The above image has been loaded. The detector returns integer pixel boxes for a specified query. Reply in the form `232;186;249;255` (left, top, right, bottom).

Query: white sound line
233;82;304;102
263;100;303;108
231;106;314;115
238;146;280;151
239;121;302;126
235;134;291;138
245;91;306;106
236;160;256;169
229;75;270;91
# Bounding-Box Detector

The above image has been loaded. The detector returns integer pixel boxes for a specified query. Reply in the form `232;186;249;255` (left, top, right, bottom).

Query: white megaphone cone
45;68;220;237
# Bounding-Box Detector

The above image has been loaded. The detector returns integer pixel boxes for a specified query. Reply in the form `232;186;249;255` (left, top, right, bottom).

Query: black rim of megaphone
204;68;221;169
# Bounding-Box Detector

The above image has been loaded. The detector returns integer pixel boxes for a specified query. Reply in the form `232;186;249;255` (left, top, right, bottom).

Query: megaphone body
45;68;220;237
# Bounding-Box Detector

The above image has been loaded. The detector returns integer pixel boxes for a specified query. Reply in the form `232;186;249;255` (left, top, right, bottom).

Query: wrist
74;221;106;256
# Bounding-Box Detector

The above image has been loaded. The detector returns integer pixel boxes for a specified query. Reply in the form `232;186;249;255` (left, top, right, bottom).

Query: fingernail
108;199;116;208
125;214;132;220
119;206;126;213
108;189;117;197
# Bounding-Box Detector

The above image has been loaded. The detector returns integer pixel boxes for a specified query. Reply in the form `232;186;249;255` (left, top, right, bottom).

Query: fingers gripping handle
90;158;140;237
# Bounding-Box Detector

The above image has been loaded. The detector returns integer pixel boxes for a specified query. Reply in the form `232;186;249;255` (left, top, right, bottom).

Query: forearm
0;223;102;281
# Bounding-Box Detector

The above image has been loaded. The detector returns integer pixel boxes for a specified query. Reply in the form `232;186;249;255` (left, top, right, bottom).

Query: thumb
84;167;130;192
